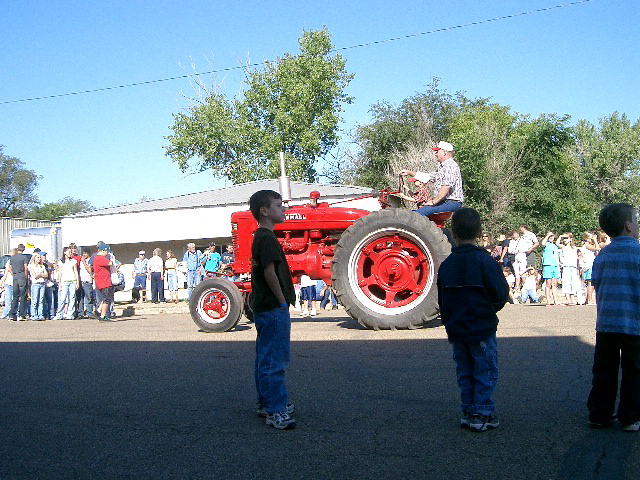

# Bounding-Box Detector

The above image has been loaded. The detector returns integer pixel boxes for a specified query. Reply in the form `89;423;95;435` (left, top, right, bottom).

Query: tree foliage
0;146;40;217
575;113;640;205
352;79;476;188
165;27;354;183
345;82;640;236
29;197;92;221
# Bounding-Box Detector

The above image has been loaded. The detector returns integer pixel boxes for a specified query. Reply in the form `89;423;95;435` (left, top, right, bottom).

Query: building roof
71;180;373;218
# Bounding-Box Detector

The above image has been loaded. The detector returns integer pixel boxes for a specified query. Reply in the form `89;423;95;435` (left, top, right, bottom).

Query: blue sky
1;0;638;209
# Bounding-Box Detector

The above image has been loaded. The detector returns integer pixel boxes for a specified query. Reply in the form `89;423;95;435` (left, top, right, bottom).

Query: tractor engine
231;192;369;286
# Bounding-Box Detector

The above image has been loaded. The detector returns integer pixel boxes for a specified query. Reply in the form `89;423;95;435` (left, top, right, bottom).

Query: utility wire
1;0;593;106
332;0;592;52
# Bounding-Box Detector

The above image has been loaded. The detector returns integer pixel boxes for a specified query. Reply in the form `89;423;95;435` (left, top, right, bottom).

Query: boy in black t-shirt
249;190;297;430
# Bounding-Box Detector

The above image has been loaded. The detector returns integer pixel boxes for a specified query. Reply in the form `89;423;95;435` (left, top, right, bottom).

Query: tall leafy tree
449;107;590;233
345;82;631;235
352;79;476;189
0;146;40;217
575;112;640;205
165;27;354;183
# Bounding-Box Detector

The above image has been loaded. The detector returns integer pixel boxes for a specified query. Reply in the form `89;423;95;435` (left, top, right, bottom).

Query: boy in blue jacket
437;208;510;432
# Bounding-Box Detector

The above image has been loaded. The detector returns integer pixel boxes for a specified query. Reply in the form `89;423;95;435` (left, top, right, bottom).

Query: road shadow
0;336;637;479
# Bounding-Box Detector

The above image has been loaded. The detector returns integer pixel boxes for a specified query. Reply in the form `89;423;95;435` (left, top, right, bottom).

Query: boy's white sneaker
469;414;499;432
310;308;317;316
266;412;296;430
300;308;309;317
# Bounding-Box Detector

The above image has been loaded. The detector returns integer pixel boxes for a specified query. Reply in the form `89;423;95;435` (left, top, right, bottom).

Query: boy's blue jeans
254;306;291;414
452;334;498;416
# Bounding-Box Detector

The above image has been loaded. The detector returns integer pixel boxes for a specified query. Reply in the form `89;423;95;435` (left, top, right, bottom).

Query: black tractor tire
332;208;451;330
243;292;255;322
189;278;243;332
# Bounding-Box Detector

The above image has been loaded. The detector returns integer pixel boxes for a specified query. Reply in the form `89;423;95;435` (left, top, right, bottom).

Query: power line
1;0;593;106
332;0;593;51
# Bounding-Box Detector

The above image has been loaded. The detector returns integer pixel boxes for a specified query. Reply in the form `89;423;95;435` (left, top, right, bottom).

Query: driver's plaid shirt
434;158;464;202
415;157;464;202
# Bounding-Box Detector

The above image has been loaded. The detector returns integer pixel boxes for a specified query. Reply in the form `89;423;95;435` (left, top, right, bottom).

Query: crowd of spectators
0;240;236;321
478;225;608;306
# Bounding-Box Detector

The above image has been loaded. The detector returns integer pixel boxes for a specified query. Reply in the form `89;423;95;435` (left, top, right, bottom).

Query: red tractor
189;183;452;332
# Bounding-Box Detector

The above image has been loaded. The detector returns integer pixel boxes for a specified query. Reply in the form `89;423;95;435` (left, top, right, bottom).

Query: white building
61;180;380;262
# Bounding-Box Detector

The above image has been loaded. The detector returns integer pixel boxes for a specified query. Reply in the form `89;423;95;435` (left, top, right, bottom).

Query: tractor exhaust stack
279;151;292;206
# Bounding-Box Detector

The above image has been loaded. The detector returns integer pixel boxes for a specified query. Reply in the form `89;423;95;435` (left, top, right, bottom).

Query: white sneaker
622;420;640;432
300;309;309;317
266;411;296;430
310;308;317;316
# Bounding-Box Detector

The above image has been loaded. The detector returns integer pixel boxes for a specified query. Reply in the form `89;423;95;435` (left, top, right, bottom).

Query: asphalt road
0;305;638;480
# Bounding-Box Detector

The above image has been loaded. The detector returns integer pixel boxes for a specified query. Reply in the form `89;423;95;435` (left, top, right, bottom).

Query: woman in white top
164;250;179;303
28;253;49;320
55;247;80;320
558;233;580;305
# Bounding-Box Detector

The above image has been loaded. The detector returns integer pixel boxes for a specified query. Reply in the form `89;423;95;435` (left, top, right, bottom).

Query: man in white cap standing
399;140;464;217
132;250;148;302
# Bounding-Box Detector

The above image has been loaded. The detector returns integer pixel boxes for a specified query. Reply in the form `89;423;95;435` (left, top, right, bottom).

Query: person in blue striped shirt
588;203;640;432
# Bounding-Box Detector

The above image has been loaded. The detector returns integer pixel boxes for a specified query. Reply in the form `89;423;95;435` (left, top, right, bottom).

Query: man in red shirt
93;244;114;322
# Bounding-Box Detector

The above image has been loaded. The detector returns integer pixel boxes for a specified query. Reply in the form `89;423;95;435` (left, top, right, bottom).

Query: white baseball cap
432;141;454;152
139;250;145;255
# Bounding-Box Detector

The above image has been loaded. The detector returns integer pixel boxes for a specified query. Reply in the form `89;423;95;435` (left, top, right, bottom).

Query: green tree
352;79;475;189
347;83;609;236
165;27;354;183
29;197;92;221
449;107;592;234
575;112;640;206
0;146;40;217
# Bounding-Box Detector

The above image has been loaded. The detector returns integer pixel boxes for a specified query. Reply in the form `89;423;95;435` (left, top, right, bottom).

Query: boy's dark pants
588;332;640;426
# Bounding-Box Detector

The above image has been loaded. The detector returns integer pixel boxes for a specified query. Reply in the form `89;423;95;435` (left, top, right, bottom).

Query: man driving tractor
399;140;464;217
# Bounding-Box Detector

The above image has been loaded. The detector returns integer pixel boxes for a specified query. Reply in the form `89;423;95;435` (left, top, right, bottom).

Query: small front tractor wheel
189;278;243;332
332;208;451;330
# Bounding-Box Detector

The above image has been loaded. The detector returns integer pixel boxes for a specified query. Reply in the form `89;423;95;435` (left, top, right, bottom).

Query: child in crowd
299;274;318;317
503;266;517;304
249;190;297;430
587;203;640;432
520;267;540;304
437;208;510;432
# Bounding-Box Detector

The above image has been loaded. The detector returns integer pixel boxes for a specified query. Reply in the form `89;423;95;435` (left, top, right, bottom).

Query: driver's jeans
416;199;462;217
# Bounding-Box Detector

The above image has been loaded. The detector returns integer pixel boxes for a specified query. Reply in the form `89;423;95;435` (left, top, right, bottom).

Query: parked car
0;253;32;279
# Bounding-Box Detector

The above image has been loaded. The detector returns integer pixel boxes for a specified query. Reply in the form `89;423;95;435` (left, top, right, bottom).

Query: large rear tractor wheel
189;278;243;332
332;208;451;330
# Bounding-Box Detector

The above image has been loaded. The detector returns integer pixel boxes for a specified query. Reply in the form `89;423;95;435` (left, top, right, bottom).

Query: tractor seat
427;211;453;228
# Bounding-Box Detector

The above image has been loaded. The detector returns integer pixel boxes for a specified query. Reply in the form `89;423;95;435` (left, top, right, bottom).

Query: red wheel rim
198;290;230;322
350;231;431;311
